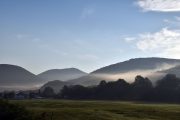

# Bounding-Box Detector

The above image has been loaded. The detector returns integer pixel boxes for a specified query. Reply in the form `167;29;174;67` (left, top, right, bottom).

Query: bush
0;99;33;120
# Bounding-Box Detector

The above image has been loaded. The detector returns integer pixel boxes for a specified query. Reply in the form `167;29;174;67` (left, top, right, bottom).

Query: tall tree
42;87;55;98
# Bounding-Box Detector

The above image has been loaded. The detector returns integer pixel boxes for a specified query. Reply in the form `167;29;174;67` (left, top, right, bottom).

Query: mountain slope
38;68;87;82
2;57;180;91
40;80;71;93
69;58;180;85
0;64;42;91
68;75;102;86
159;65;180;77
92;57;180;74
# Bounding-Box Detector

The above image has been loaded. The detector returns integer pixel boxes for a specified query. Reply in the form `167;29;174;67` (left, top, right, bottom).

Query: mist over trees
41;87;55;98
1;74;180;103
58;74;180;103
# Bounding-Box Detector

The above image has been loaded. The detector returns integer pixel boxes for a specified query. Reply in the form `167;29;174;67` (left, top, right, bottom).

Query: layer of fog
0;84;44;92
0;63;178;91
93;63;177;84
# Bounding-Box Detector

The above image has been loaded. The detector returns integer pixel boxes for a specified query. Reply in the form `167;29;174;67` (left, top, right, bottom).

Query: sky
1;0;180;74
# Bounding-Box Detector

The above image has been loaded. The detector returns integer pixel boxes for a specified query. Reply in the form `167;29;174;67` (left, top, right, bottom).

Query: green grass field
10;100;180;120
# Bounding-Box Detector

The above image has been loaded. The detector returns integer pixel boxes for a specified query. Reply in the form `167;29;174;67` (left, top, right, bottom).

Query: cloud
124;37;136;43
163;16;180;26
38;43;66;55
32;38;41;43
16;34;66;55
175;16;180;21
136;28;180;58
136;0;180;12
16;34;29;39
81;7;95;19
16;34;41;43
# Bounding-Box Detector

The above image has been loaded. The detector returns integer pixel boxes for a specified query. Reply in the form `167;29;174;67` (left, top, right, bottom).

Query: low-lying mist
0;84;43;92
93;63;177;84
0;62;179;91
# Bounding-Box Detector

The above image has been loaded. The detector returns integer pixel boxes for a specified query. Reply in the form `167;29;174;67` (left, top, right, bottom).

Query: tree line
55;74;180;103
2;74;180;103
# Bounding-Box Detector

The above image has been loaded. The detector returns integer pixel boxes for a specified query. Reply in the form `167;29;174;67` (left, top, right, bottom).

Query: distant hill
40;80;71;93
39;68;87;92
38;68;87;82
68;75;102;86
159;65;180;77
2;57;180;92
92;57;180;74
40;75;102;93
0;64;42;91
0;64;87;91
68;58;180;85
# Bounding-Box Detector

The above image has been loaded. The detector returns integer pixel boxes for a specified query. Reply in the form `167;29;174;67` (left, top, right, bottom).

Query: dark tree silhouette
42;87;55;98
57;74;180;103
154;74;180;102
130;75;153;100
0;99;33;120
3;91;15;99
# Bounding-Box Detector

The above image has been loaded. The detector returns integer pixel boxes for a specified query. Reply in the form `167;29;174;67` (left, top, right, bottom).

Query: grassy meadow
10;100;180;120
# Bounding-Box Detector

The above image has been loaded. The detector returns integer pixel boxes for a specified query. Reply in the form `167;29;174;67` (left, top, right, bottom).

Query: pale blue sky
1;0;180;74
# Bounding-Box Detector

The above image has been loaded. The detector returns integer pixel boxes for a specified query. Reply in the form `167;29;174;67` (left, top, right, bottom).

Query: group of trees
58;74;180;103
0;88;55;99
0;91;40;99
0;99;55;120
0;99;33;120
2;74;180;103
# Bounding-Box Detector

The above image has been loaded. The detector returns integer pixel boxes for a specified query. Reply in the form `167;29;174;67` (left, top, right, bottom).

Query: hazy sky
1;0;180;74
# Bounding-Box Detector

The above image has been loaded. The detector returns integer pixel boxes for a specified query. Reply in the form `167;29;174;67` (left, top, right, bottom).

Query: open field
10;100;180;120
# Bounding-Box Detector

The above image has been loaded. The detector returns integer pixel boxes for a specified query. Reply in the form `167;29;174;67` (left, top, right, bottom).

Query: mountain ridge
38;68;87;82
1;57;180;91
91;57;180;74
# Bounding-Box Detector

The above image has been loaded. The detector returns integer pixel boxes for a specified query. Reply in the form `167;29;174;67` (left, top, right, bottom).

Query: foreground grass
10;100;180;120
